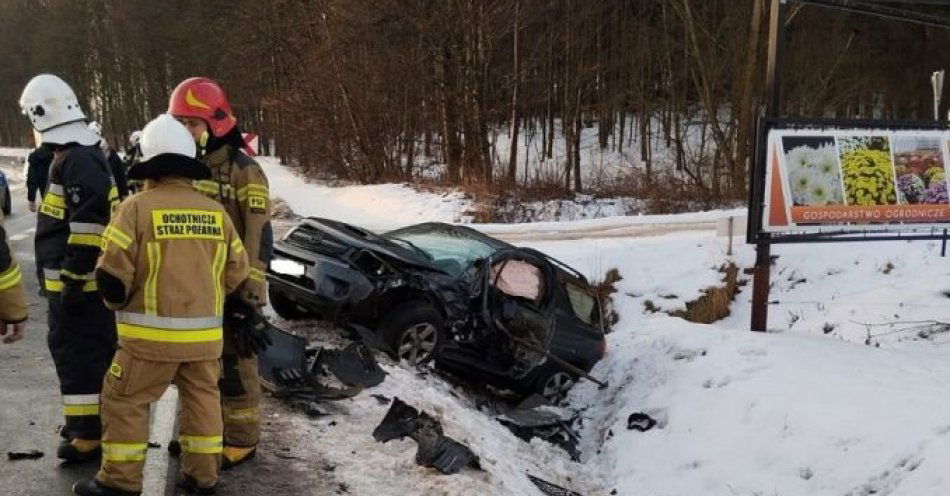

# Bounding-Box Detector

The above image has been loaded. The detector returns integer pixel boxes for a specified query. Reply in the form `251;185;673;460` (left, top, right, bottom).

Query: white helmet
128;114;210;181
88;121;103;136
19;74;98;146
139;114;197;162
129;130;143;147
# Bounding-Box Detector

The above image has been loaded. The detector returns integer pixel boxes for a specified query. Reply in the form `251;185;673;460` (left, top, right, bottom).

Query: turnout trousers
47;292;116;441
97;349;223;493
220;341;262;447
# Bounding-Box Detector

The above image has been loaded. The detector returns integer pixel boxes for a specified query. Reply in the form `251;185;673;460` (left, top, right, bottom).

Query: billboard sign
763;127;950;233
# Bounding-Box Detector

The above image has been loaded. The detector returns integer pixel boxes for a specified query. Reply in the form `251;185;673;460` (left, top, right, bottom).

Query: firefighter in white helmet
19;74;119;463
73;114;250;496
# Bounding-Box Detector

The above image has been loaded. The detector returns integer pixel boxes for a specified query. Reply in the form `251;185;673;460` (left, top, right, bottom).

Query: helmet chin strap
198;131;210;157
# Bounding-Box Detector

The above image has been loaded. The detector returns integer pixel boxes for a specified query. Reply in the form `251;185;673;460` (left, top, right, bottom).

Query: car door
480;250;556;379
545;270;606;370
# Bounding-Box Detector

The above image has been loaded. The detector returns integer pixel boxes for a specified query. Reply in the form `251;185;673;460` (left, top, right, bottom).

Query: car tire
379;302;444;366
269;288;309;320
529;363;578;405
2;186;10;216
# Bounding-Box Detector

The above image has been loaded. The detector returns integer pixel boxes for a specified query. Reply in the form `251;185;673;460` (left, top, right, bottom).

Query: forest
2;0;950;205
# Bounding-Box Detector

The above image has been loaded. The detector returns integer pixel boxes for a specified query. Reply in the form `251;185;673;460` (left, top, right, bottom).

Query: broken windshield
385;225;499;276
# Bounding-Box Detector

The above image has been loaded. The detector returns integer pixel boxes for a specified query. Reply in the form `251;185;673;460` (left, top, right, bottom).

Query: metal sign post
751;0;786;333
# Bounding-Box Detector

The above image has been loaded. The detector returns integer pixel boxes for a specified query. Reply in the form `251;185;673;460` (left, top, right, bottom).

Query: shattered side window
564;281;596;325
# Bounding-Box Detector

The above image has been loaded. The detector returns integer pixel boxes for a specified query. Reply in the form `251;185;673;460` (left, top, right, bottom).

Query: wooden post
728;216;734;256
751;0;786;333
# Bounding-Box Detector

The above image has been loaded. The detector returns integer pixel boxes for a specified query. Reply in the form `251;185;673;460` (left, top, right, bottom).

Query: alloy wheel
397;322;438;365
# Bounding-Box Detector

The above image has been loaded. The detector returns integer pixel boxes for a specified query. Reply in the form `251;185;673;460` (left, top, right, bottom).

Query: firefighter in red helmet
168;77;273;469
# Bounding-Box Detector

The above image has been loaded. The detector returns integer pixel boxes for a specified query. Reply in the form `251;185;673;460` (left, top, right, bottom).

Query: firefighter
26;140;53;213
72;114;250;496
0;205;29;343
169;77;273;468
19;74;119;462
124;131;143;195
88;121;130;200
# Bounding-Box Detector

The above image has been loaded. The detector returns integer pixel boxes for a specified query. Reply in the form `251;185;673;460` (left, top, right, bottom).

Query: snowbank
261;156;744;234
260;157;473;231
572;316;950;496
0;147;30;159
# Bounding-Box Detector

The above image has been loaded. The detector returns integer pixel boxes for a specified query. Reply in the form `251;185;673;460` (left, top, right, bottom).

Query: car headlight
270;257;307;277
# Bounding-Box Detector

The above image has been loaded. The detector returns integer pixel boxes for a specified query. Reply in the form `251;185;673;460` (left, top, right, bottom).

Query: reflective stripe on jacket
96;178;250;362
197;146;272;307
36;145;116;288
0;213;26;323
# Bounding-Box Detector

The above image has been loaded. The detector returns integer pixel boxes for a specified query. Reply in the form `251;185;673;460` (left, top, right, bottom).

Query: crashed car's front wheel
380;302;444;366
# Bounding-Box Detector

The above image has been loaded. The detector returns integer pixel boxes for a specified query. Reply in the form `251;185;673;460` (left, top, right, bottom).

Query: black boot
176;474;216;495
72;479;140;496
58;439;102;463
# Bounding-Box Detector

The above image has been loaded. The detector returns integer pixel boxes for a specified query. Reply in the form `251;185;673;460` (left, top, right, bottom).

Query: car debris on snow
496;394;581;460
6;450;43;460
527;474;586;496
372;397;481;475
627;412;658;432
259;325;385;402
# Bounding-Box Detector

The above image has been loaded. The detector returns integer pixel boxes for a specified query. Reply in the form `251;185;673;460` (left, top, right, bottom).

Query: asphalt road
0;158;102;495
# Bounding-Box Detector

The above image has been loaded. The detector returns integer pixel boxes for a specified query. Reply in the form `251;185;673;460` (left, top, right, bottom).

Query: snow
0;147;30;159
260;155;744;235
261;157;474;231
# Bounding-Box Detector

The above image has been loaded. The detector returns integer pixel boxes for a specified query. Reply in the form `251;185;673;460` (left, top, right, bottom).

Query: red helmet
168;77;237;138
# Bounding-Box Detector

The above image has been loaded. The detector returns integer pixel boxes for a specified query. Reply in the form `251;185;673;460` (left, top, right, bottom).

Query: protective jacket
105;148;129;200
97;178;249;362
0;213;27;323
194;145;272;306
26;146;52;203
37;145;119;291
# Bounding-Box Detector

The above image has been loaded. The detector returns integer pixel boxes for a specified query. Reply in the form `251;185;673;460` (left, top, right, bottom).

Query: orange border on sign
767;143;789;227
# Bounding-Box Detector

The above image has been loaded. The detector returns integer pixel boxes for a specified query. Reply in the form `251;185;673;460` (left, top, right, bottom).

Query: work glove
224;296;273;358
60;281;85;313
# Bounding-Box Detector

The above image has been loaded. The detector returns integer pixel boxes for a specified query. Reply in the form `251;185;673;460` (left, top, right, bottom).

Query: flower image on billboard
837;136;896;207
781;136;843;207
893;136;947;205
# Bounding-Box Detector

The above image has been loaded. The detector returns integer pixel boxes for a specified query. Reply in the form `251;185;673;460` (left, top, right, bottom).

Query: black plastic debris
311;342;386;388
370;394;391;405
627;412;657;432
7;450;44;461
373;397;480;475
527;474;585;496
259;325;380;401
497;395;580;460
293;400;330;418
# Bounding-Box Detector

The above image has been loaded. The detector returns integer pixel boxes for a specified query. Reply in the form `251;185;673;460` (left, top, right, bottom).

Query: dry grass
670;262;740;324
590;268;622;331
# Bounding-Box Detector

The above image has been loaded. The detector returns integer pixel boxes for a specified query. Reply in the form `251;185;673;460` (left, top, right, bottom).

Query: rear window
564;280;597;325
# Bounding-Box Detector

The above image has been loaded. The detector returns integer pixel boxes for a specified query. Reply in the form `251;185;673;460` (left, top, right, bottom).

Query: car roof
383;222;513;251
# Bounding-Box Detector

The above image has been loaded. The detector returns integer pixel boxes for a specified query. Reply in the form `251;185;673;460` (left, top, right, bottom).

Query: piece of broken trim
373;397;481;475
627;412;658;432
527;474;585;496
311;342;386;388
7;450;44;461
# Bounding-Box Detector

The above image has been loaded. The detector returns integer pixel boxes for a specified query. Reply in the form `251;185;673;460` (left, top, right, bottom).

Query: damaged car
266;218;606;402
